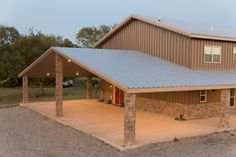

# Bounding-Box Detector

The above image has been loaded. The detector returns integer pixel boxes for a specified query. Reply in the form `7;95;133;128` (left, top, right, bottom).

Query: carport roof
19;47;236;93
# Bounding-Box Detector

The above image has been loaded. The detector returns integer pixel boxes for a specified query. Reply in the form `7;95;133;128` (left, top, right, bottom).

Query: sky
0;0;236;43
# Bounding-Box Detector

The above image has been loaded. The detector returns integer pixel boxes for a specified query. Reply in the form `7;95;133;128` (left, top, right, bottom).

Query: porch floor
22;100;236;149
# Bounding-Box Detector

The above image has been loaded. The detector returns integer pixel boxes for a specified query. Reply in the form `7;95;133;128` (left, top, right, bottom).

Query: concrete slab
22;100;236;150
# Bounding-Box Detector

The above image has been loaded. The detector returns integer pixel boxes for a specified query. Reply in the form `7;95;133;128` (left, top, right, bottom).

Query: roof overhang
94;14;236;48
19;47;236;94
53;48;129;92
18;48;94;79
18;47;129;92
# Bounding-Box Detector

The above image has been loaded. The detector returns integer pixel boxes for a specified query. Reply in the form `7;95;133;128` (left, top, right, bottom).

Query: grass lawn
0;86;95;109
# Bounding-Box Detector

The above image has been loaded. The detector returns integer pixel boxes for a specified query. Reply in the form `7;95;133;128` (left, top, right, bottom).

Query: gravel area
0;106;236;157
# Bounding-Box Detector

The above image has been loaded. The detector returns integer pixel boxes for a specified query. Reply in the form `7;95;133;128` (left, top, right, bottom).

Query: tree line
0;25;112;87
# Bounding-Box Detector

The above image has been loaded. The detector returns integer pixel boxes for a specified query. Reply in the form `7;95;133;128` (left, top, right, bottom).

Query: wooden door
115;87;124;105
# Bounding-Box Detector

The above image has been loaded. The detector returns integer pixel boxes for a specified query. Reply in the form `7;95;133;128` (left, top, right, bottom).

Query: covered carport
18;47;236;147
18;47;138;146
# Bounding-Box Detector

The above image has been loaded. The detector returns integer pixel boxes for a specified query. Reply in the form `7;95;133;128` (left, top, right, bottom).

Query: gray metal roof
146;16;236;39
53;47;236;91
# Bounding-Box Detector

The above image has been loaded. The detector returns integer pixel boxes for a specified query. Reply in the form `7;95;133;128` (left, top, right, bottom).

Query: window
204;46;221;63
200;90;207;103
233;47;236;60
230;89;235;107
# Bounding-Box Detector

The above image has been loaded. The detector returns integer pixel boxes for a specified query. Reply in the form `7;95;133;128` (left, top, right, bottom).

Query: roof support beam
55;54;63;117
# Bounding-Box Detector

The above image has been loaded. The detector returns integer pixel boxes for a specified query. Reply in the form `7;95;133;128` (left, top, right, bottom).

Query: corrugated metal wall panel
191;39;236;69
101;20;191;67
101;20;236;70
137;89;221;104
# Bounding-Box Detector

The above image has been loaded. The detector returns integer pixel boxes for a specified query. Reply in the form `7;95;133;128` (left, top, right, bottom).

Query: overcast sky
0;0;235;43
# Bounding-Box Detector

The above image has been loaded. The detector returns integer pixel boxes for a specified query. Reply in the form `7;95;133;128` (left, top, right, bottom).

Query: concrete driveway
22;100;236;149
0;106;236;157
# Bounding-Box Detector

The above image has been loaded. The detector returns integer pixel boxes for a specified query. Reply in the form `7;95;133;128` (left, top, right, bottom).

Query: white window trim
200;90;207;103
204;45;222;63
233;47;236;61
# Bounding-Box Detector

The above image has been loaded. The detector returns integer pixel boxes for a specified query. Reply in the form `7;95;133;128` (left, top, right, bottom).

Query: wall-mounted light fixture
68;59;71;62
76;72;79;76
46;72;50;76
109;84;113;88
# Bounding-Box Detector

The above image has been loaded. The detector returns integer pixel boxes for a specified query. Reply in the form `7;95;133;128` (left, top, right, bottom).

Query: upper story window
204;45;221;63
233;47;236;60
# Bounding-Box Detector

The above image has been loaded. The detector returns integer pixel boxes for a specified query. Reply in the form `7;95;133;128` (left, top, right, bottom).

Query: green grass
0;86;98;108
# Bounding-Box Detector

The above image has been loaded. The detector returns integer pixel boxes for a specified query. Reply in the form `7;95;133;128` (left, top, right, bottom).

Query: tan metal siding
101;20;191;67
137;90;221;105
191;39;236;69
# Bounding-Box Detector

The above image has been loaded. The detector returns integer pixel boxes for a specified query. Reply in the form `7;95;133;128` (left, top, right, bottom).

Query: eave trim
127;84;236;93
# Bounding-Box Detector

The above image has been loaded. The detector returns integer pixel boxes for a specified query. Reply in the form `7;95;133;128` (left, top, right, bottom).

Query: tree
76;25;112;48
0;26;76;87
0;26;20;46
63;38;78;47
0;26;21;86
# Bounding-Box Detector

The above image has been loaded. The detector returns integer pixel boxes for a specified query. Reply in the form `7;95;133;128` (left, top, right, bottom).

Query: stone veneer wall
100;80;113;102
99;81;236;120
136;90;236;120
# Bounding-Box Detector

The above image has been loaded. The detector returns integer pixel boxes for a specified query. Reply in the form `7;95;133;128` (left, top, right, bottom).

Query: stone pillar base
124;93;136;146
219;89;231;128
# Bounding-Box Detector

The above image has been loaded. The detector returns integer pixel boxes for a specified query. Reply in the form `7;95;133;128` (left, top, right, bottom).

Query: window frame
204;45;222;63
233;47;236;60
200;90;207;103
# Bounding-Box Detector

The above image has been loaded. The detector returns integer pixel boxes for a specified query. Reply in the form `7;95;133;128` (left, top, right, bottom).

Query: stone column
22;76;29;104
124;93;136;146
219;89;231;128
87;77;92;99
55;54;63;117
